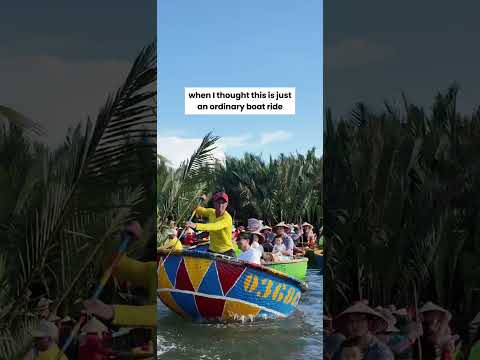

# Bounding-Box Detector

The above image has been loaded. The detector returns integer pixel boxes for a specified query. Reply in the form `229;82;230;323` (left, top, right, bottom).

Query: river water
157;268;322;360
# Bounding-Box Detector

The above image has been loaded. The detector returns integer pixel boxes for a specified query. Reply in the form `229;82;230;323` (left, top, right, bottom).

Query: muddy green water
157;269;322;360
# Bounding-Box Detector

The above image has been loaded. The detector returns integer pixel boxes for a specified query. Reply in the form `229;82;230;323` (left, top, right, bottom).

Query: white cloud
157;131;298;167
218;135;251;149
157;136;225;168
157;134;252;168
259;130;291;145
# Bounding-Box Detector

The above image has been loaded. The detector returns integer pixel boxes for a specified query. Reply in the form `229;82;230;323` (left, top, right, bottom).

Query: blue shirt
282;234;295;251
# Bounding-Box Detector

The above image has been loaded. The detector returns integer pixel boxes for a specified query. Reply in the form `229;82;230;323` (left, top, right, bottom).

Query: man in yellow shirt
82;222;156;327
186;192;234;257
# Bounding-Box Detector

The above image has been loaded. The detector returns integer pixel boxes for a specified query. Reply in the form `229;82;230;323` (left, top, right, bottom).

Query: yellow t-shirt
469;341;480;360
158;237;183;251
195;207;233;253
36;344;68;360
112;255;156;327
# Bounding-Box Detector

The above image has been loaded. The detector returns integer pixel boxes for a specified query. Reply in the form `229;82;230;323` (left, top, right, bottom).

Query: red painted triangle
175;259;195;292
216;261;245;295
195;295;225;319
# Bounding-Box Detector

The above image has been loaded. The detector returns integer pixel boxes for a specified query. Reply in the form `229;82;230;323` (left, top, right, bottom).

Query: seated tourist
272;222;295;256
24;320;67;360
272;234;286;255
250;231;265;257
236;233;261;265
271;235;293;261
158;228;183;251
182;227;196;246
339;337;365;360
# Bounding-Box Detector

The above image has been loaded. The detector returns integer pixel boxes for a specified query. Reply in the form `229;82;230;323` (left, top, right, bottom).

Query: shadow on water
158;269;322;360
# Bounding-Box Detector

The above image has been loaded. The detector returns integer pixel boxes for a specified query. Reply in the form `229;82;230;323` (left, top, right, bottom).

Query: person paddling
185;192;235;257
81;221;156;355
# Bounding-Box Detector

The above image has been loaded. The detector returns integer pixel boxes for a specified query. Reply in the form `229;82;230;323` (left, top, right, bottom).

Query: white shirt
272;243;286;254
237;247;262;264
251;241;264;257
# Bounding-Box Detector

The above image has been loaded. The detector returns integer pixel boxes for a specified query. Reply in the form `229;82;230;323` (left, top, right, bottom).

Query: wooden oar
413;281;423;360
59;230;134;354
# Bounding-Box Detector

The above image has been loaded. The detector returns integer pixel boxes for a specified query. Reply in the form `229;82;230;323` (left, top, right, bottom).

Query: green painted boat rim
263;257;309;266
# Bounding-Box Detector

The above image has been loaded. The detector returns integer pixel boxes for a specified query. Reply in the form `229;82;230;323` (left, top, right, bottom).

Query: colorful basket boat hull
158;250;307;322
187;243;308;280
264;257;308;281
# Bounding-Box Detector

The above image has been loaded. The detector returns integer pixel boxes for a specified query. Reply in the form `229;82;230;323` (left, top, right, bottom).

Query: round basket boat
157;249;308;322
263;257;308;281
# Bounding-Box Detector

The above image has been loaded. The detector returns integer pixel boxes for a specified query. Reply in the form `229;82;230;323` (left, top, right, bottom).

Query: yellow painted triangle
158;291;189;319
158;262;173;289
183;257;212;291
222;300;260;321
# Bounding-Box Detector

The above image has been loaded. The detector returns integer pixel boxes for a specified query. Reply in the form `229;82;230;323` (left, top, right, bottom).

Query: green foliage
157;137;322;248
210;150;322;228
157;132;219;246
0;41;156;357
325;85;480;322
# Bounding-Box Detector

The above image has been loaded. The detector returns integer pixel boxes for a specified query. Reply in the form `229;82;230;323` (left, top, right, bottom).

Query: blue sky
157;0;323;166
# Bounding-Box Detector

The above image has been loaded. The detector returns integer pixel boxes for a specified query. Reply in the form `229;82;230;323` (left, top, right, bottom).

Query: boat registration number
243;274;301;306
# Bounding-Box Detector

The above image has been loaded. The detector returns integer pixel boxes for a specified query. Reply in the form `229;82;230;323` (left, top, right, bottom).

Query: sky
0;2;155;146
325;0;480;119
157;0;323;167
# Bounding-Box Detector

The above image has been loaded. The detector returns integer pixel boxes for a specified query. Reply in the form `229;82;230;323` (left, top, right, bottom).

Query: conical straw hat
81;317;108;336
393;308;408;317
419;302;448;316
36;297;53;309
302;222;313;228
251;231;265;241
334;302;388;334
247;219;263;232
376;307;399;333
273;221;289;229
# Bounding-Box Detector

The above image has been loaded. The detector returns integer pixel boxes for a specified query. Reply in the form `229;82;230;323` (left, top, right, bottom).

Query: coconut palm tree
0;41;156;358
210;150;322;228
325;85;480;325
157;132;219;246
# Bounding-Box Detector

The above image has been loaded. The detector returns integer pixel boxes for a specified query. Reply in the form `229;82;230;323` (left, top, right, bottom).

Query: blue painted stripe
171;292;200;320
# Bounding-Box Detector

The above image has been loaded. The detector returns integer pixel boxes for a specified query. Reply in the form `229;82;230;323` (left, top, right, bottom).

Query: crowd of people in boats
23;296;154;359
24;191;320;359
23;222;155;360
157;191;322;265
325;300;480;360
